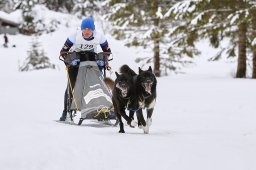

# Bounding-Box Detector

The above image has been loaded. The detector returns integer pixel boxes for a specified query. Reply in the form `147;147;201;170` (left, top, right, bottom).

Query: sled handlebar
59;55;65;62
60;51;112;56
59;51;113;61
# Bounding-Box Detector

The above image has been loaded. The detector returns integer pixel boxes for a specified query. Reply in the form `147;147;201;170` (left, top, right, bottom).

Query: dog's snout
121;84;127;88
120;83;128;88
146;79;153;84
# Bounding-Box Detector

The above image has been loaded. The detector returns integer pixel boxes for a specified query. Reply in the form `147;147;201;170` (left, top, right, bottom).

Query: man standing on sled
59;17;111;121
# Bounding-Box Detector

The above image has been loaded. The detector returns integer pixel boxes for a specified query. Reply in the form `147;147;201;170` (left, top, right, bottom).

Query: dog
120;65;157;134
103;77;115;90
104;70;137;133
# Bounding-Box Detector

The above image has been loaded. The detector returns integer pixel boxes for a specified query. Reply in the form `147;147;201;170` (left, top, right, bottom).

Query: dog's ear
139;67;142;74
115;72;120;77
148;66;152;72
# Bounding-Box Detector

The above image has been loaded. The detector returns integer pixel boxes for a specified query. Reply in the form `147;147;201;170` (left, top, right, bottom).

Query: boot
59;111;67;121
59;88;68;121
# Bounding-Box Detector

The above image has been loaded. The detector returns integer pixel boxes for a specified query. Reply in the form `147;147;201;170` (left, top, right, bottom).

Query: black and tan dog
104;68;137;133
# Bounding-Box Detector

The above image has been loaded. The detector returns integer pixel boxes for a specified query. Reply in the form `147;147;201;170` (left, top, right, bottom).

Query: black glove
60;53;68;66
60;44;70;64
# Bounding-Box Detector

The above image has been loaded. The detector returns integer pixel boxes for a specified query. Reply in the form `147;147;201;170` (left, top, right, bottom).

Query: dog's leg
128;110;135;119
136;109;146;127
136;113;142;127
146;108;154;127
113;100;125;133
120;110;137;128
116;111;125;133
128;110;136;128
137;109;149;134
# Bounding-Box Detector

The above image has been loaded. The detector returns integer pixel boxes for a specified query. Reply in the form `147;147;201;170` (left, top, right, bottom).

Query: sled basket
66;52;114;121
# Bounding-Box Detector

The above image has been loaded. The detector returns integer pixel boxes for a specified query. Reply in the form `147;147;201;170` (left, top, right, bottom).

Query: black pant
62;66;79;114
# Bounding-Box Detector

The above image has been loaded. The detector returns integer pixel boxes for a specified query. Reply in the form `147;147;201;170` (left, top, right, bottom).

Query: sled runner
59;51;116;126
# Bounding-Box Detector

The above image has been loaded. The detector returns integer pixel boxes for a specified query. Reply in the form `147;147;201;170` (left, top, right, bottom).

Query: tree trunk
152;0;160;77
253;49;256;78
236;22;247;78
153;29;160;77
252;9;256;79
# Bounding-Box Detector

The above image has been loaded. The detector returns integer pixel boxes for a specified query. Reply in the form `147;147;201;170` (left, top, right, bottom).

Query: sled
59;51;116;126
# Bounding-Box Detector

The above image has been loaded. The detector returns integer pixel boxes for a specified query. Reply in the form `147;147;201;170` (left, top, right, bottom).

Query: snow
191;12;203;25
169;1;196;19
252;38;256;46
228;13;239;25
1;10;256;170
156;7;163;19
0;10;22;23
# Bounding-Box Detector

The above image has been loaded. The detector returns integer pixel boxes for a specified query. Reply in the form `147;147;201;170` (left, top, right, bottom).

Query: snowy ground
1;27;256;170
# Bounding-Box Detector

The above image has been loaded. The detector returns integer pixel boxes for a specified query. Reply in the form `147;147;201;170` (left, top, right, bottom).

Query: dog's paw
142;125;149;134
119;129;125;133
147;118;152;127
138;125;143;129
130;120;138;127
129;125;135;128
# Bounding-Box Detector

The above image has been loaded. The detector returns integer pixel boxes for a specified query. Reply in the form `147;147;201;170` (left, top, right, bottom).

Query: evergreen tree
17;0;37;35
40;0;101;16
73;0;100;18
166;0;256;78
41;0;74;13
19;36;55;71
106;0;188;77
0;0;16;12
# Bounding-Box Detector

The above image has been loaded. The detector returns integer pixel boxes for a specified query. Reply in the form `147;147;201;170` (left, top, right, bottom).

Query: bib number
80;44;94;50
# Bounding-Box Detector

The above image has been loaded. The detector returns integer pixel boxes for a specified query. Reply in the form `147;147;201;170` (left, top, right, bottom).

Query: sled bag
70;61;112;119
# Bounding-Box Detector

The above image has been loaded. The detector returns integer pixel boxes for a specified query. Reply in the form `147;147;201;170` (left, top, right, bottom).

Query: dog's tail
120;64;137;77
104;77;115;90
